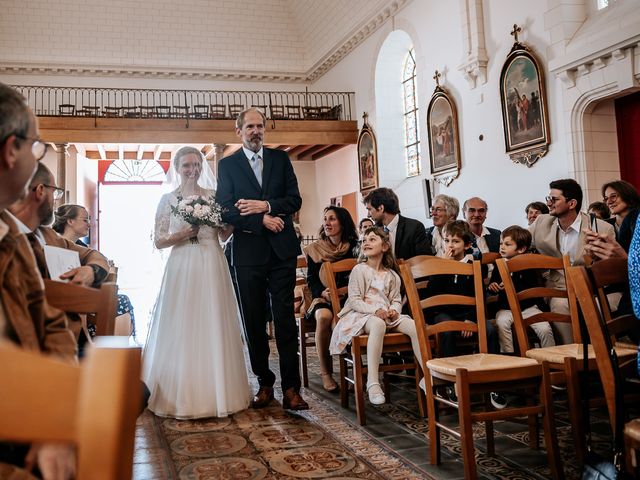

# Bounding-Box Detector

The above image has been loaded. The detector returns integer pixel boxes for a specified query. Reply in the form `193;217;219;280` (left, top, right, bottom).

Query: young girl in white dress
142;146;251;419
329;227;424;405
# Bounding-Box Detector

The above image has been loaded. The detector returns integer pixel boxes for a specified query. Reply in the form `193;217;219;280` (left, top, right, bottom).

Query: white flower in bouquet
170;194;226;243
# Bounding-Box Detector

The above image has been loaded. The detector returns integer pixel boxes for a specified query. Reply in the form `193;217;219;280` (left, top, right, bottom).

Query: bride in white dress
142;146;251;419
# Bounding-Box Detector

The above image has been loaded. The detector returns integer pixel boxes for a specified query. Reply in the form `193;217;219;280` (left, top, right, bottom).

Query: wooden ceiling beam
297;144;330;159
311;144;348;161
288;144;315;157
223;145;241;157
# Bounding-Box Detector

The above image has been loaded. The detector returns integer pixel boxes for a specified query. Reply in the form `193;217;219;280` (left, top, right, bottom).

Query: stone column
55;143;68;205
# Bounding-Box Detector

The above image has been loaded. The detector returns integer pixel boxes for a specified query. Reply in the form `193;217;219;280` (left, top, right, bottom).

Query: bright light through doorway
99;183;169;344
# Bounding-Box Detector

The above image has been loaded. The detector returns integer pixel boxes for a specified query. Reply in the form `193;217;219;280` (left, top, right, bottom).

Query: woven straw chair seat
426;353;538;376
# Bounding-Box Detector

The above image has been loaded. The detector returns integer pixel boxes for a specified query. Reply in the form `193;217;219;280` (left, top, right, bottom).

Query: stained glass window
402;48;420;177
103;160;166;183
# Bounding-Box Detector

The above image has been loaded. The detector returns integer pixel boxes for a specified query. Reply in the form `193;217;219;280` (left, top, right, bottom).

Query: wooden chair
58;104;76;116
326;258;421;426
192;104;209;118
77;106;99;117
302;106;322;119
0;339;141;479
294;256;314;387
400;257;563;480
496;253;597;464
44;279;118;340
270;105;286;119
209;104;227;119
102;106;121;118
228;104;244;119
173;105;189;118
285;105;302;119
154;106;171;118
625;418;640;477
139;106;156;118
121;106;140;118
568;264;639;472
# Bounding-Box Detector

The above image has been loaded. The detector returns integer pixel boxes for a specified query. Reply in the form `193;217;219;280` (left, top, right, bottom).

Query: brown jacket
40;227;109;285
0;212;76;361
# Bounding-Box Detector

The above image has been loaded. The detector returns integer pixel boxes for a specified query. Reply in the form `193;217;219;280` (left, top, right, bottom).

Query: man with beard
216;107;308;410
8;163;109;290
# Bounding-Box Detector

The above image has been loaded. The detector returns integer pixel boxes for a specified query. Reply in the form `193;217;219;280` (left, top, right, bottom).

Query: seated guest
52;203;91;245
463;197;501;255
525;201;549;226
487;225;554;353
426;194;460;257
0;81;76;479
530;178;614;344
588;201;611;220
602;180;640;238
8;164;109;289
53;203;136;338
422;220;499;358
354;217;374;257
303;206;358;392
363;187;431;260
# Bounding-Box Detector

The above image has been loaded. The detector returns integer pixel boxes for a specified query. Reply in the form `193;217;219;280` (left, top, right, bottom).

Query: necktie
26;232;50;278
383;226;389;233
251;153;263;187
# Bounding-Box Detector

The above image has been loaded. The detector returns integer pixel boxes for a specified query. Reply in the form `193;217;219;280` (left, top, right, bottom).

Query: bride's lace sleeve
154;194;175;249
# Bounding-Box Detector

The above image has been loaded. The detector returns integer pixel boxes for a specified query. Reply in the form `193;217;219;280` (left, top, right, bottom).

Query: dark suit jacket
471;226;501;254
216;147;302;266
394;215;432;260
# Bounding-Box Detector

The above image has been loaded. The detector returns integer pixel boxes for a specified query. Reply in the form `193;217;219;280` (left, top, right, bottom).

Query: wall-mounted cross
510;24;521;43
433;70;441;87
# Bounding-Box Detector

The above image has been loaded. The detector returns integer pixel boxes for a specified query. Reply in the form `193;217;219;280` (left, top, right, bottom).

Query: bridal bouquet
171;195;225;243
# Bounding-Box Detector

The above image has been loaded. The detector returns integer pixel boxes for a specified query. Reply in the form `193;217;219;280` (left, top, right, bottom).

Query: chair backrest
586;257;635;330
270;105;286;119
324;258;358;326
495;253;580;351
44;280;118;336
567;266;625;431
481;252;501;266
400;257;487;360
0;339;141;479
229;104;245;118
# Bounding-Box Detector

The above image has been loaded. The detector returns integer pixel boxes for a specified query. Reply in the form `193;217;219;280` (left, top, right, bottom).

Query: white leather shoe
367;382;385;405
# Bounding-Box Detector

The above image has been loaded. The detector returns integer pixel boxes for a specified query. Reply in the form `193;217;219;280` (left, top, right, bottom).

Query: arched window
402;48;420;177
103;159;167;184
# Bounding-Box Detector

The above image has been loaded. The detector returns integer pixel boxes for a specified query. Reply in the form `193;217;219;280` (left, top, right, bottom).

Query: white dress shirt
556;214;582;264
383;214;399;254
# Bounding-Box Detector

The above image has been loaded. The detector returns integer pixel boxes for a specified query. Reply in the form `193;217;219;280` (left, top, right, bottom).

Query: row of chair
55;103;343;120
302;253;639;479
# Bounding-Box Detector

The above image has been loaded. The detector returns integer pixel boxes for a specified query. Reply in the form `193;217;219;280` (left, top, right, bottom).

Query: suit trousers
234;253;300;391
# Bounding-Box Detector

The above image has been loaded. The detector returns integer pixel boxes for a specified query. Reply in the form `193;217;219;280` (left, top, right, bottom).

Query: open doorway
99;182;168;343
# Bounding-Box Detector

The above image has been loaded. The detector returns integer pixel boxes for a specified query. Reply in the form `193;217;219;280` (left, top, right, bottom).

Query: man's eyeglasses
35;184;65;200
15;135;49;161
430;207;445;214
545;195;566;204
603;193;619;203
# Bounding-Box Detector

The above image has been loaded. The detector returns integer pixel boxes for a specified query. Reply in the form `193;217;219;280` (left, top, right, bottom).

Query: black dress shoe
282;387;309;411
251;386;274;408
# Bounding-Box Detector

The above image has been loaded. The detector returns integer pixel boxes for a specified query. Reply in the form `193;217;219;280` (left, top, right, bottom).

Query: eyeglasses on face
430;207;445;214
545;195;566;204
34;184;65;200
603;193;619;203
466;208;487;214
15;134;49;161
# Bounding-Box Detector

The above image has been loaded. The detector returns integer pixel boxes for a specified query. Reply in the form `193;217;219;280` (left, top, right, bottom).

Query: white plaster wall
1;0;305;74
291;160;321;237
313;0;572;230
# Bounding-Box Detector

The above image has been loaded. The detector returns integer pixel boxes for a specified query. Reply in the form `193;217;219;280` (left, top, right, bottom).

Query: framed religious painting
357;113;379;192
426;72;461;186
499;25;550;167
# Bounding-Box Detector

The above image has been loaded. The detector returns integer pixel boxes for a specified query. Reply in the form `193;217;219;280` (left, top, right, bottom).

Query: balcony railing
11;85;355;121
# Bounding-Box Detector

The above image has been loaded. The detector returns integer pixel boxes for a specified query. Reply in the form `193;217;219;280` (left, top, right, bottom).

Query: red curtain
615;91;640;189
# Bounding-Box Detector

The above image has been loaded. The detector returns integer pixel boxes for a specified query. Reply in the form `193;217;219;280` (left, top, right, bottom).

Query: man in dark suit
363;187;431;259
216;107;308;411
463;197;501;254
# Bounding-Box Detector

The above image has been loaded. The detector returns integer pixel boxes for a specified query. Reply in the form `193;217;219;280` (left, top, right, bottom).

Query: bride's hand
180;225;199;241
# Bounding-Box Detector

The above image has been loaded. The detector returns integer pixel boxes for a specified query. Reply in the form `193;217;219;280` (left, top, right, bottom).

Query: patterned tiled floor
132;343;617;479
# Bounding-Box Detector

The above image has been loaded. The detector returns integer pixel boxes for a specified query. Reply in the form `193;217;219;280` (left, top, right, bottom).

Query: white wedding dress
142;190;251;419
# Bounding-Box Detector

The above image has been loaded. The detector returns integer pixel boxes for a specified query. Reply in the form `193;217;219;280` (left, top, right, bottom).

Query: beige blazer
528;212;614;288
